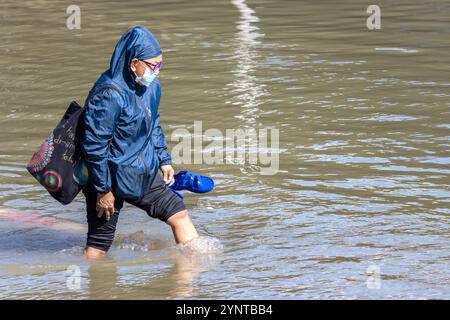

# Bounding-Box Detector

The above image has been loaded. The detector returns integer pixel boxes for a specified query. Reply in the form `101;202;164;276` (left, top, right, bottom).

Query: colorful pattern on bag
42;170;62;192
27;133;55;173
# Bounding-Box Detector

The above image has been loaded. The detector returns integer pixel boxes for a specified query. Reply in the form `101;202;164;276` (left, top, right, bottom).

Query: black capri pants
82;173;186;252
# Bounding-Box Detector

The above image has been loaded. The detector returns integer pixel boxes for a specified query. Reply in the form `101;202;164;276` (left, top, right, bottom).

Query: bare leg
84;246;106;259
166;209;199;244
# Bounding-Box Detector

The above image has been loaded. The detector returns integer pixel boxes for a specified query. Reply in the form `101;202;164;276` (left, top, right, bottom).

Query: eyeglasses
140;60;164;72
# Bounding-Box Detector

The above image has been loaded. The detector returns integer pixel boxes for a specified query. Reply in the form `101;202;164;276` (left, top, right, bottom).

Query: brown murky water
0;0;449;299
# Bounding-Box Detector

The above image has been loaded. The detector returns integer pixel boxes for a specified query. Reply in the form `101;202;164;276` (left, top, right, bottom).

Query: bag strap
83;82;123;107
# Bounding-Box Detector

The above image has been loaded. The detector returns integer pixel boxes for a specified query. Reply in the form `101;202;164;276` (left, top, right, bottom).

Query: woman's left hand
160;164;175;186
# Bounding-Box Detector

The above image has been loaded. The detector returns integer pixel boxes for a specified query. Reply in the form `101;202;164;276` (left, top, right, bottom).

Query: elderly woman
79;26;198;259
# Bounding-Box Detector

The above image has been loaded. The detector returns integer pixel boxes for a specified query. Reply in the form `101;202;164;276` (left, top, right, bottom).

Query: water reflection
228;0;267;125
88;247;221;299
226;0;274;176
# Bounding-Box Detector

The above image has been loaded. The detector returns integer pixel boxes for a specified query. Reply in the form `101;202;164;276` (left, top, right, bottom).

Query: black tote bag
26;101;88;205
26;84;121;205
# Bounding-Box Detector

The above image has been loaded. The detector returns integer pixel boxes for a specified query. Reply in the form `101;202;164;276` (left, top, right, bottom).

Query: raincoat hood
101;25;162;92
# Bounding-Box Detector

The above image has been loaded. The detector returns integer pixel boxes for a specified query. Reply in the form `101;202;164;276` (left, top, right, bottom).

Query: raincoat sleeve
80;88;122;194
151;110;172;166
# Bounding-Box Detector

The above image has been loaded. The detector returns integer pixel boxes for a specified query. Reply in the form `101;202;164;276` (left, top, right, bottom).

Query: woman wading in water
79;26;198;259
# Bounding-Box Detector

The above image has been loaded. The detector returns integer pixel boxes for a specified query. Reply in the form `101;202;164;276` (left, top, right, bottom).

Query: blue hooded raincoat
79;26;171;202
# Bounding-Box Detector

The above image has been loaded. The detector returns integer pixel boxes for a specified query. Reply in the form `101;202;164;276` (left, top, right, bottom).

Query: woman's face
130;54;163;77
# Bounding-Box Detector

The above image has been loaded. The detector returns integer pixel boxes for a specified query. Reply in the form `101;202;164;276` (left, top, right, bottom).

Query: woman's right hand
96;191;116;221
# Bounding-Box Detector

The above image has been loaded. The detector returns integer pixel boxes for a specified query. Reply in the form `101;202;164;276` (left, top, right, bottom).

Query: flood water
0;0;449;299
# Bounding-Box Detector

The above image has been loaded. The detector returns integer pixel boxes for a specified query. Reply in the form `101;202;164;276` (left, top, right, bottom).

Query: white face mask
135;66;159;87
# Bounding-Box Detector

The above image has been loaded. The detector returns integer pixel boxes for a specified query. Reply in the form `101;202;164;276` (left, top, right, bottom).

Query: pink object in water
0;208;85;232
0;209;58;226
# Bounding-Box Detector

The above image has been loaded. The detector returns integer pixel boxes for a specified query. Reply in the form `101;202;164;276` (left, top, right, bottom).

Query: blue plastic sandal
170;170;215;194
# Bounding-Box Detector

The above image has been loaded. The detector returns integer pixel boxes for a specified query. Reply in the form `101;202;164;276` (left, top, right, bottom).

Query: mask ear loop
131;59;141;82
137;60;147;74
134;61;148;84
